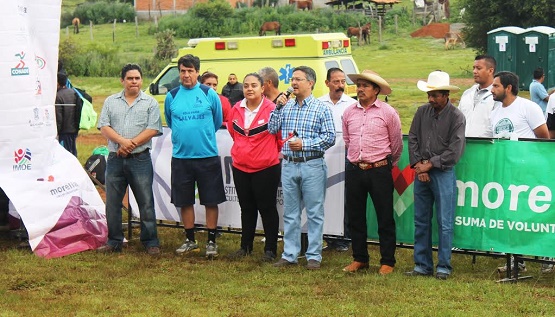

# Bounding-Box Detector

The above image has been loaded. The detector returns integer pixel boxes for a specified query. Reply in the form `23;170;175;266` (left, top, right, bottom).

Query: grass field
1;4;553;316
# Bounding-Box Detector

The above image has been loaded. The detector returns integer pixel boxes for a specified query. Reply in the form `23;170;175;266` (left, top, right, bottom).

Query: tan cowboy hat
417;71;460;92
347;70;392;95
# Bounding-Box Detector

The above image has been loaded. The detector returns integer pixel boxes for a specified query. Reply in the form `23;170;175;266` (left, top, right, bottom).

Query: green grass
2;5;551;315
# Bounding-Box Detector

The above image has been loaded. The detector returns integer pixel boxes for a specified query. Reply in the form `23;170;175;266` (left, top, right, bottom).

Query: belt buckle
358;162;370;170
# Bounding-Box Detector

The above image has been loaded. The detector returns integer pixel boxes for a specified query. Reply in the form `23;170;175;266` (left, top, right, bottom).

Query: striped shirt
342;99;403;166
98;90;162;153
268;94;335;157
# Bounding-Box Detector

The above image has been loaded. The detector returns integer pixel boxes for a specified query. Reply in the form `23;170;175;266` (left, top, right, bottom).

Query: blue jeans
105;151;159;248
413;168;457;275
280;158;327;263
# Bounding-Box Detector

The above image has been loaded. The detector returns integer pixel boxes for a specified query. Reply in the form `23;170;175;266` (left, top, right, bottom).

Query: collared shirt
268;94;336;157
342;99;403;166
530;79;548;113
98;90;162;153
408;100;466;170
239;98;263;128
458;83;497;137
318;93;357;132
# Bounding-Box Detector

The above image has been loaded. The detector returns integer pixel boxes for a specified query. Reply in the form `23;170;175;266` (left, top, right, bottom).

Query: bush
59;39;121;77
73;1;135;24
154;29;177;60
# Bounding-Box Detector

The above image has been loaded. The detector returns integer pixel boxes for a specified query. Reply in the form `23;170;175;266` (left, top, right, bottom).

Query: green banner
367;137;555;258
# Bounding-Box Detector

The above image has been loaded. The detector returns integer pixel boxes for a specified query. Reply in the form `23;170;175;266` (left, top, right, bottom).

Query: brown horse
259;21;281;36
347;23;371;45
289;0;313;10
72;17;80;34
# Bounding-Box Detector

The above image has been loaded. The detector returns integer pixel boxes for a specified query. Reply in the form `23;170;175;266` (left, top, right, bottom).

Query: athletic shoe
497;256;527;273
205;241;218;258
541;257;554;273
175;239;200;255
146;246;160;256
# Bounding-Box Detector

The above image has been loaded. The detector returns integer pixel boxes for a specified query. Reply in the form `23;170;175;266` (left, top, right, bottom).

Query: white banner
130;128;346;236
0;0;106;258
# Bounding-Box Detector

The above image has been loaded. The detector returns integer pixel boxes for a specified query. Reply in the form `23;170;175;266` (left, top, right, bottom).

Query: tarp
0;1;106;258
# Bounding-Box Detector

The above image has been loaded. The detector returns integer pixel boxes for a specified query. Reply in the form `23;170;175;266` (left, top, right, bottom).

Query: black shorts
171;156;226;207
547;113;555;131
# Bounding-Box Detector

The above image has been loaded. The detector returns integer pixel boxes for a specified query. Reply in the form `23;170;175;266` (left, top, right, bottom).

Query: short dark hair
533;67;544;80
494;71;519;96
200;71;218;83
475;55;496;72
244;72;264;86
293;66;316;90
121;63;142;80
326;67;344;81
177;54;200;71
57;72;68;87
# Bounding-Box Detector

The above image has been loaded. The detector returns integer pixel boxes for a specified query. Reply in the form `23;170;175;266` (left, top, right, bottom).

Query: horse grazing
444;32;465;50
289;0;313;10
347;23;371;45
259;21;281;36
72;17;80;34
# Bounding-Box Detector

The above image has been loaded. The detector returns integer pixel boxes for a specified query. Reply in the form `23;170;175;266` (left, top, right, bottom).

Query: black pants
345;163;396;266
232;164;281;253
0;187;8;225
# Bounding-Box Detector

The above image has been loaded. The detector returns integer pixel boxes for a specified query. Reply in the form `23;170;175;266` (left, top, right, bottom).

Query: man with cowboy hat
406;70;466;280
341;70;403;275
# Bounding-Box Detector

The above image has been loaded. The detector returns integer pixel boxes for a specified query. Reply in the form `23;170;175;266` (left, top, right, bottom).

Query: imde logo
35;55;46;69
13;148;32;171
11;51;29;76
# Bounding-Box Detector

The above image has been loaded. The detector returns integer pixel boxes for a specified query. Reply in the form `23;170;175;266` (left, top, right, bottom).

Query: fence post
394;15;398;34
135;16;139;37
66;26;69;37
89;21;93;41
113;19;116;43
378;16;382;44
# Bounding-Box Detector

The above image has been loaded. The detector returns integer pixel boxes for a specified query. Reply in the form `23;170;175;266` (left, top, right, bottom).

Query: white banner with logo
0;1;106;258
130;128;345;236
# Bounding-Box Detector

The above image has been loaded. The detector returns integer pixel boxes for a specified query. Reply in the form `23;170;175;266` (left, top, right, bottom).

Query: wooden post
89;21;93;41
113;19;116;43
154;16;158;29
66;26;69;37
135;16;139;37
394;15;398;34
378;16;382;44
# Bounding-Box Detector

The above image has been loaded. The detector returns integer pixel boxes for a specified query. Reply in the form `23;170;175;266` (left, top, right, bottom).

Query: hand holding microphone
276;87;294;110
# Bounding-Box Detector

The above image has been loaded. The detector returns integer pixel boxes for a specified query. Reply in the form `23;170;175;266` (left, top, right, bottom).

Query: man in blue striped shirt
269;66;336;270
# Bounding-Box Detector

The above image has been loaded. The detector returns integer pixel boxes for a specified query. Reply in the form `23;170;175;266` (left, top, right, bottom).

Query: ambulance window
340;60;357;85
157;67;180;94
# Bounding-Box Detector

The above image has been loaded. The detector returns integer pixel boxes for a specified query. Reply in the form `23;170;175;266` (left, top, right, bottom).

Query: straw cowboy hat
348;70;392;95
417;71;460;92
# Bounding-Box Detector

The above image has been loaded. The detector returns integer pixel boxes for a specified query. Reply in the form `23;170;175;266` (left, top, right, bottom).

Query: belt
283;155;323;162
355;158;388;170
111;149;150;159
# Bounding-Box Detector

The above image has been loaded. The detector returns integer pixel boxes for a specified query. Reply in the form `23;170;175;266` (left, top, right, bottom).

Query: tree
460;0;555;53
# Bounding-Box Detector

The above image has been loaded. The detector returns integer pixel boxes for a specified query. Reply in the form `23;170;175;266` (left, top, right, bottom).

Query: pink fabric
33;196;107;259
342;99;403;166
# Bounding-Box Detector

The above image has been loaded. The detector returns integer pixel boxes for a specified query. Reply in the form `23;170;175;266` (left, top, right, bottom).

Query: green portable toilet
487;26;525;74
517;26;555;91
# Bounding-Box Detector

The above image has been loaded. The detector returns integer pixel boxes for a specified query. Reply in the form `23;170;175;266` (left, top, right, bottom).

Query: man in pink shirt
341;70;403;275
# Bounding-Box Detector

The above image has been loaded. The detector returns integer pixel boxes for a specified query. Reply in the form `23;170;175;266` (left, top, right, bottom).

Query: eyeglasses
290;77;307;82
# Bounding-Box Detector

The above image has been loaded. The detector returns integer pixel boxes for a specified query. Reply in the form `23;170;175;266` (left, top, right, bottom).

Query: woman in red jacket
227;73;282;262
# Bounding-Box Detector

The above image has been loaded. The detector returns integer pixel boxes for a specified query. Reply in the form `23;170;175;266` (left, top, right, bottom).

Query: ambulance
147;33;359;105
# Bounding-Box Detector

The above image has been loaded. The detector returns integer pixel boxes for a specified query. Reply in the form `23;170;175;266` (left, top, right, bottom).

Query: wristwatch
421;159;429;164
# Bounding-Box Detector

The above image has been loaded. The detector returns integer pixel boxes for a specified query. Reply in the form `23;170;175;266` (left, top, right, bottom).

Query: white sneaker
175;239;200;254
497;256;526;273
541;257;554;273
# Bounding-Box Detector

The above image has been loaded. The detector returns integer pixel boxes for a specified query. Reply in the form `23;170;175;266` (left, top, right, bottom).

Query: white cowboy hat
347;70;392;95
417;71;460;92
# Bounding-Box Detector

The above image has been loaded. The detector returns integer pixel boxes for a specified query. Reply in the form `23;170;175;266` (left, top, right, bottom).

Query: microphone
276;87;294;110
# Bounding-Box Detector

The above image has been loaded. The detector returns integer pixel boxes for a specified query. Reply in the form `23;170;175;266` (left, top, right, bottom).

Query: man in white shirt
490;71;549;139
318;67;356;252
318;68;357;132
458;55;498;137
